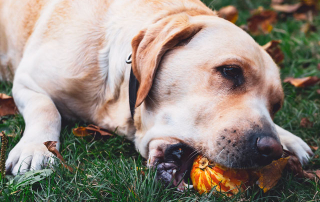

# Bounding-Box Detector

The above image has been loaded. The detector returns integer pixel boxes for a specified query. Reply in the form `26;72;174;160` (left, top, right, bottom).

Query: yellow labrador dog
0;0;313;190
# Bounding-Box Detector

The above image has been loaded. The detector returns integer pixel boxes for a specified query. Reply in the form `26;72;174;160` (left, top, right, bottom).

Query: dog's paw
6;141;58;175
277;127;313;165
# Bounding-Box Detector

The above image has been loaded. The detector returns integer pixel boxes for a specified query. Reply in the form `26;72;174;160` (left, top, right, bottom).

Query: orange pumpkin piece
191;155;251;195
191;155;290;195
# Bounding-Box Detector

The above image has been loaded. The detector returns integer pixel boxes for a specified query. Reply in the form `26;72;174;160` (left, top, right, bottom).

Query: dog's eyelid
216;65;244;87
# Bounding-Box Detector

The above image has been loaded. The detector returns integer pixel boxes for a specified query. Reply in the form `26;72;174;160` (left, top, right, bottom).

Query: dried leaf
72;127;89;137
73;124;113;137
262;40;284;64
300;22;317;33
293;13;308;20
283;76;320;87
43;141;73;172
283;150;315;179
272;3;302;13
310;146;319;151
218;5;238;23
247;7;277;35
300;117;313;128
316;170;320;179
0;93;18;117
256;157;289;193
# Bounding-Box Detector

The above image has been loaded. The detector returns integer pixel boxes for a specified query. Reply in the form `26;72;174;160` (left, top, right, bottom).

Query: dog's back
0;0;47;81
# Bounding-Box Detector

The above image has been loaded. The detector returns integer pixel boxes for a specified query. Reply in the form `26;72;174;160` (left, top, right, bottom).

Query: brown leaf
73;124;113;137
293;13;308;20
256;157;289;193
300;117;314;128
300;22;317;34
310;146;319;151
44;141;73;172
247;7;277;35
283;76;320;87
218;5;238;23
316;170;320;179
283;150;315;180
0;93;18;117
271;3;302;13
262;40;285;64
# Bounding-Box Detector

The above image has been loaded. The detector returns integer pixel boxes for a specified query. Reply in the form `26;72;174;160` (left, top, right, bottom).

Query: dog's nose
256;137;283;162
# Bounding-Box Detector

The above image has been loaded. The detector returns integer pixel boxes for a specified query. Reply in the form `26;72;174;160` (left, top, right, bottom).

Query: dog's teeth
183;182;193;189
172;169;176;175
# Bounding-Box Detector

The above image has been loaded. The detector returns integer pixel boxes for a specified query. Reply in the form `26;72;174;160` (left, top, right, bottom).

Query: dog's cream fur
0;0;312;175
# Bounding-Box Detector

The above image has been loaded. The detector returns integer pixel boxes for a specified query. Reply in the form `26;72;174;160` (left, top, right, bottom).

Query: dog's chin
154;143;197;191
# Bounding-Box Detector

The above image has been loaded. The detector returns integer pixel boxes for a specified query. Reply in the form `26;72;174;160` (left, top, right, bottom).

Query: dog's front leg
6;80;61;175
275;124;313;165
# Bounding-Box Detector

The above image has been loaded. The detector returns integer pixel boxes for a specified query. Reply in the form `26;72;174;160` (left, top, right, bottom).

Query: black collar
126;53;139;119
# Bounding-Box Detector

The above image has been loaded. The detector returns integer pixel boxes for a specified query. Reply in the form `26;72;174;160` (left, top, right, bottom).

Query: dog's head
131;14;284;189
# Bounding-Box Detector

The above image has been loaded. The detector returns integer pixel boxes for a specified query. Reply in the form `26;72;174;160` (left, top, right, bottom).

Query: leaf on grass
316;170;320;179
300;22;317;34
310;146;318;151
262;40;284;64
283;76;320;87
247;7;277;35
283;150;316;179
271;3;302;13
300;117;313;128
218;5;238;23
293;13;308;20
44;141;73;172
6;169;53;189
0;93;18;117
256;157;289;193
73;124;113;137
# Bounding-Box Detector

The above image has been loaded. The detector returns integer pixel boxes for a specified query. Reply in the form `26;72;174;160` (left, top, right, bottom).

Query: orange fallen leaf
247;7;277;35
310;146;319;151
283;76;320;87
44;141;73;172
0;93;18;117
256;157;289;193
73;124;113;137
262;40;285;64
218;5;238;24
300;117;313;128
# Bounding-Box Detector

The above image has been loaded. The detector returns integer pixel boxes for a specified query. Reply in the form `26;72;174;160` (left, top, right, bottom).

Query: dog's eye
272;102;282;115
218;65;244;87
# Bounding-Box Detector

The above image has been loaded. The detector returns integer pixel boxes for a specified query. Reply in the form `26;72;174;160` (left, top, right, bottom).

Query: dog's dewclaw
190;155;250;195
191;155;290;195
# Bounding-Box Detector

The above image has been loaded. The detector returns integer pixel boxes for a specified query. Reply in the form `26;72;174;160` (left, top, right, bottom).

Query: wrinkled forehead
190;17;262;66
187;16;281;85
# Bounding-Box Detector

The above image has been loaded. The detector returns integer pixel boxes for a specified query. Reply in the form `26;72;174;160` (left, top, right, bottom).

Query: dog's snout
256;136;283;162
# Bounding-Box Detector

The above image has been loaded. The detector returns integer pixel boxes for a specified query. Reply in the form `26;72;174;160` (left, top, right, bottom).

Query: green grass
1;0;320;201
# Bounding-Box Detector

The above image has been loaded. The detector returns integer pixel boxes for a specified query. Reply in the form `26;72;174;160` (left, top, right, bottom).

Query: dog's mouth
155;143;197;191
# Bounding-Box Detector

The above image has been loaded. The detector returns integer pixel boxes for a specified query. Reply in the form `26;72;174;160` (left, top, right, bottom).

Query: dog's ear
131;14;202;107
